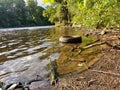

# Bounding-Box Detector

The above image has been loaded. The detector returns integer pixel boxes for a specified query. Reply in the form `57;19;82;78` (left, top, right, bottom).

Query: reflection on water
0;29;52;62
0;27;102;84
0;27;62;84
0;27;82;63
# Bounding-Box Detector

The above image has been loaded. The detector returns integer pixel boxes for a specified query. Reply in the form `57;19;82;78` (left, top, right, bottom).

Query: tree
43;0;71;26
0;0;51;28
0;0;27;27
43;0;120;28
26;0;51;26
72;0;120;28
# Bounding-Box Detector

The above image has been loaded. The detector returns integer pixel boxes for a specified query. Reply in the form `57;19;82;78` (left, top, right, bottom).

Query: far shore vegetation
0;0;120;29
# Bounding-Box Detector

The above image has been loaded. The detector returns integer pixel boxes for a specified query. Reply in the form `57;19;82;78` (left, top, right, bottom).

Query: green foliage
27;0;47;25
0;0;51;28
43;0;120;28
72;0;120;28
43;0;71;26
0;0;26;27
43;0;55;3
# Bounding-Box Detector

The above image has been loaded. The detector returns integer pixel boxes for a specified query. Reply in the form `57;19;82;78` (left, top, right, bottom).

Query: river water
0;26;62;84
0;26;102;87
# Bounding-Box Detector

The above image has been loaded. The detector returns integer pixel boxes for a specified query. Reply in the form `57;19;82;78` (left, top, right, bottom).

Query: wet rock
14;88;24;90
29;80;51;90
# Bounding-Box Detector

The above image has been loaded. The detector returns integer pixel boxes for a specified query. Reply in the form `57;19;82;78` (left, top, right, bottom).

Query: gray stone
29;80;52;90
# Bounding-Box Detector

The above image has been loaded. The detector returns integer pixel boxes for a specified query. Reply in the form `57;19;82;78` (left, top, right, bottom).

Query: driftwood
83;41;106;49
90;70;120;77
78;41;119;54
7;84;18;90
78;41;106;54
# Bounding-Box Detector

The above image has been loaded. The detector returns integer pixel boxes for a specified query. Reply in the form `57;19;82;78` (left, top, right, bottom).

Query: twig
90;69;120;77
88;79;96;87
78;41;117;54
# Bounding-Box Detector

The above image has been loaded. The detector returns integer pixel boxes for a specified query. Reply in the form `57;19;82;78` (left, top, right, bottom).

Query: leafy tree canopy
0;0;51;28
42;0;120;28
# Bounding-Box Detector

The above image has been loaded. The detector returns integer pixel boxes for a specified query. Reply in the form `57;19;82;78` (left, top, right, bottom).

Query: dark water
0;27;102;85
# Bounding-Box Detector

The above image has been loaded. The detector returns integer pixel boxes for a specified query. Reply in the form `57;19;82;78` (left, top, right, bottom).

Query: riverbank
0;26;55;31
0;27;120;90
56;28;120;90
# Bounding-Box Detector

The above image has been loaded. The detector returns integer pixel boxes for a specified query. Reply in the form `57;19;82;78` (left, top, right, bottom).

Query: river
0;26;102;89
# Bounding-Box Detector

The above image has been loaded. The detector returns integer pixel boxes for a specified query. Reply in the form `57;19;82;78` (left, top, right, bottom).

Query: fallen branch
90;69;120;77
78;41;118;54
78;41;106;54
83;41;106;49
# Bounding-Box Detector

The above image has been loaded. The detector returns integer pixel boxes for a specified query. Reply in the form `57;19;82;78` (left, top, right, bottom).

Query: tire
59;36;82;43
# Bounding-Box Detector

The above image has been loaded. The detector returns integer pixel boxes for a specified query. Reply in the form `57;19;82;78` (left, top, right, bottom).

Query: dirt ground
55;28;120;90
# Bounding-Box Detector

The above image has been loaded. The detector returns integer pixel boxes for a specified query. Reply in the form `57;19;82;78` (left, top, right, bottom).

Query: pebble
78;63;84;67
100;30;107;35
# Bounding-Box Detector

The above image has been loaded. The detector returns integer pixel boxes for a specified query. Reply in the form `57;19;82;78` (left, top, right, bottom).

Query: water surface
0;27;102;84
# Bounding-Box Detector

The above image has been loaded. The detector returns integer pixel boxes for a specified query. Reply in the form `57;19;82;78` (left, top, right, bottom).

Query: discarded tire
59;36;82;43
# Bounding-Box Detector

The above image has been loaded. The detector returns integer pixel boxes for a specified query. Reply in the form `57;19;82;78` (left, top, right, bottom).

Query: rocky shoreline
56;28;120;90
0;28;120;90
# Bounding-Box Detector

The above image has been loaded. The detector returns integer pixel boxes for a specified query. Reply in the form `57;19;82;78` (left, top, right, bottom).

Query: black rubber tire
59;36;82;43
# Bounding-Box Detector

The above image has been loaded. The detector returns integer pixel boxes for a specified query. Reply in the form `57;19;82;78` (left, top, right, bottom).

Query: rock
78;63;84;67
100;30;107;35
84;33;92;37
29;80;52;90
14;88;24;90
84;33;90;37
24;88;29;90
